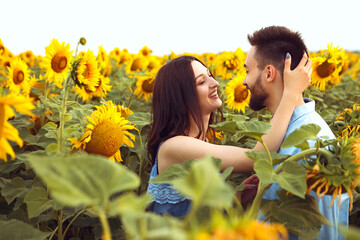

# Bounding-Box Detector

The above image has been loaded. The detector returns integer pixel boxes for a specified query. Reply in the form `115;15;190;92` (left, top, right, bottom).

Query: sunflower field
0;37;360;240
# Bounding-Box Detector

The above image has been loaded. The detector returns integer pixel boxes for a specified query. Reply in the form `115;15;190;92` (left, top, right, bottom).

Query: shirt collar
289;98;315;124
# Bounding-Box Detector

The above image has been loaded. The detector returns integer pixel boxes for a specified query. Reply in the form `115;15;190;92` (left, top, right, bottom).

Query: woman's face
191;60;222;115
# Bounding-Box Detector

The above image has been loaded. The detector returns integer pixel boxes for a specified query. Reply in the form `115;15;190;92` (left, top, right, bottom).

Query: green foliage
1;177;28;204
25;153;140;209
261;190;330;240
24;187;61;218
1;49;360;239
281;123;321;150
251;153;307;198
171;156;234;209
0;219;50;240
152;156;234;210
339;224;360;240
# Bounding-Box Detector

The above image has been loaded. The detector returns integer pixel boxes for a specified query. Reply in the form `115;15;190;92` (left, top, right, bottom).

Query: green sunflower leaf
273;161;307;198
210;120;238;133
1;177;29;204
281;124;321;150
252;155;306;198
26;153;140;210
0;219;50;240
127;112;151;128
171;155;234;209
236;120;272;139
24;186;61;218
261;191;330;240
245;150;289;165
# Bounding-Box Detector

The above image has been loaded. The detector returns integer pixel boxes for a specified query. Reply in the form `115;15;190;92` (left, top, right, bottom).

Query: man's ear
265;65;276;82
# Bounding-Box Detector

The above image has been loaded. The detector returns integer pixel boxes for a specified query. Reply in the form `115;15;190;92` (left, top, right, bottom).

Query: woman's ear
265;65;276;82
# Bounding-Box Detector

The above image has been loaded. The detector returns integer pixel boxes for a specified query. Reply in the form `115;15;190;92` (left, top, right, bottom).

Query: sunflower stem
274;148;333;175
41;81;49;126
99;211;112;240
257;137;273;166
246;182;271;220
57;209;63;240
58;75;71;152
62;209;86;238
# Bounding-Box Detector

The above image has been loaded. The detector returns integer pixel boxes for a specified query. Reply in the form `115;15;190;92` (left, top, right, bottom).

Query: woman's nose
210;78;219;87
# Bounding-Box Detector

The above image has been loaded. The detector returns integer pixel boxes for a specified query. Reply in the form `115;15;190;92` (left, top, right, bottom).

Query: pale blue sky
1;0;359;56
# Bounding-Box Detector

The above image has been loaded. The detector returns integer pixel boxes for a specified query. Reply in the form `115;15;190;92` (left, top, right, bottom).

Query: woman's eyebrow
195;73;204;80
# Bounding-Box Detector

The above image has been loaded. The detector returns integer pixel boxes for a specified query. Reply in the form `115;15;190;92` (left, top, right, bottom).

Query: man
242;26;349;240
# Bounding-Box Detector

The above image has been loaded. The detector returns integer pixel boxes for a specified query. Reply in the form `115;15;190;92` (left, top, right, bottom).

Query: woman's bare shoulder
161;135;206;150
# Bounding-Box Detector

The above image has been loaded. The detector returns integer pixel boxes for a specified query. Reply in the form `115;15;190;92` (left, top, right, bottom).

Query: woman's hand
283;52;312;97
237;174;259;205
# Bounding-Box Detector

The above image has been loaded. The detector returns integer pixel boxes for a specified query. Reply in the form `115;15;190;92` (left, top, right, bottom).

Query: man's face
242;46;269;111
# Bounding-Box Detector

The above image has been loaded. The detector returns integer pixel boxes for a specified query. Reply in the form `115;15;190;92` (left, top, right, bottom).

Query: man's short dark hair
248;26;308;77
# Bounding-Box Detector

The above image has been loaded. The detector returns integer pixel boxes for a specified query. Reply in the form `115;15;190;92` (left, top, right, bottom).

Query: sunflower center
142;49;150;56
131;58;141;71
225;60;237;70
51;54;68;73
84;85;94;93
13;70;25;85
142;79;155;93
316;61;336;78
85;121;123;157
82;66;89;79
234;86;248;103
4;61;11;68
95;78;102;90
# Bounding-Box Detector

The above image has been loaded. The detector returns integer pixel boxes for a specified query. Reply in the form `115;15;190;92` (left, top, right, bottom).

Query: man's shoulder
288;110;335;139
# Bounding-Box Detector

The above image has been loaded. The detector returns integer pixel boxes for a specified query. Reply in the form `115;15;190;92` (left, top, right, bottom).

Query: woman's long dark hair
146;55;217;166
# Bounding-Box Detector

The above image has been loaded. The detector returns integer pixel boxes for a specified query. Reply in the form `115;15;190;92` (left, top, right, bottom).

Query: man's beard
249;74;268;111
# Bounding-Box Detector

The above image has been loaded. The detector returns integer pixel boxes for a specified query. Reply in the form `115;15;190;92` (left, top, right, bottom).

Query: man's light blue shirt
263;98;349;240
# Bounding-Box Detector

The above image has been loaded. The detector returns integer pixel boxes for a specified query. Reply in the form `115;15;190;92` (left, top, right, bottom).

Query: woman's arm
159;53;312;173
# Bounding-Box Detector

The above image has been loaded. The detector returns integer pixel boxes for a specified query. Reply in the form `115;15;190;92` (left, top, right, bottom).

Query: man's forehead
245;47;257;67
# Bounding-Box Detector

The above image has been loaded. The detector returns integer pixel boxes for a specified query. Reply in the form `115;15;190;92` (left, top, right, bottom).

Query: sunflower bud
79;37;86;46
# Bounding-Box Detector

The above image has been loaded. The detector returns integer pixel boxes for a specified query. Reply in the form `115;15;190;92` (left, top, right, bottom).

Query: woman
146;54;312;217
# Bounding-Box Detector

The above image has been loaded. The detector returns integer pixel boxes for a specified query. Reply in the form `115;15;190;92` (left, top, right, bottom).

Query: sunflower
68;101;137;162
72;50;100;92
117;104;133;119
224;73;250;113
133;72;155;102
206;128;224;143
305;136;360;212
195;219;287;240
97;46;112;77
0;38;5;55
139;46;152;57
41;39;73;88
0;94;35;161
214;49;246;79
310;56;339;90
310;43;344;90
74;75;112;103
19;50;37;67
348;60;360;82
125;54;149;75
109;47;121;61
6;58;32;95
335;104;360;138
146;56;162;71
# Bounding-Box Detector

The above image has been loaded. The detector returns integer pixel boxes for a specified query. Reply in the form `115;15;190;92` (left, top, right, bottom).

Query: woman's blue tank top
146;143;191;217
